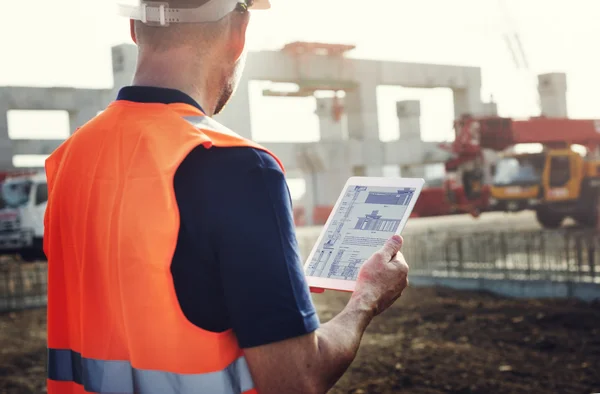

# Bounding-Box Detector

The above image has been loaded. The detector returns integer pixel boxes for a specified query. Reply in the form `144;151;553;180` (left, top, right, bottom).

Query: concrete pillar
538;73;568;118
480;101;499;117
69;106;100;132
362;165;384;177
397;100;421;141
314;169;353;204
346;82;383;177
0;103;13;170
453;69;484;118
397;100;425;178
346;86;379;141
315;97;345;141
297;142;353;225
400;165;426;179
453;88;483;119
302;174;316;226
306;97;348;224
111;44;138;96
312;143;353;206
314;97;350;204
310;165;354;225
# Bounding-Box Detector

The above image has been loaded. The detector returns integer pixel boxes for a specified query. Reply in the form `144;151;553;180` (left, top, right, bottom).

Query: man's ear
229;12;250;61
130;20;138;44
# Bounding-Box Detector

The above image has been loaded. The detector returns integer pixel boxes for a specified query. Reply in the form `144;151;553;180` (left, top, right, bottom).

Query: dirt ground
1;286;599;394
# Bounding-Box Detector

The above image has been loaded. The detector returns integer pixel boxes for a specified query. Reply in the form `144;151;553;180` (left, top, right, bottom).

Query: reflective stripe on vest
48;348;254;394
183;116;242;138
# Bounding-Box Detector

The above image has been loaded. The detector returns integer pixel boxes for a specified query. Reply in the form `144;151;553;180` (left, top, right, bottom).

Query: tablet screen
305;185;416;281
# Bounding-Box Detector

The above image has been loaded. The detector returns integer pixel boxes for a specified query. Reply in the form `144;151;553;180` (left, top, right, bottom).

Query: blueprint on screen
306;185;415;281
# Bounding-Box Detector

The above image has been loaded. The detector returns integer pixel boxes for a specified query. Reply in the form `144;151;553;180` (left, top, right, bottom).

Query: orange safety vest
44;99;284;394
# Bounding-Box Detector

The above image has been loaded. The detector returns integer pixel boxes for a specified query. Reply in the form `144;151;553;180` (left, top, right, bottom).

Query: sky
2;0;600;167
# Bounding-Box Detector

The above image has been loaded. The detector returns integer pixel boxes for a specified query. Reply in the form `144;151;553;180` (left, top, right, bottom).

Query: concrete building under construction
0;42;568;224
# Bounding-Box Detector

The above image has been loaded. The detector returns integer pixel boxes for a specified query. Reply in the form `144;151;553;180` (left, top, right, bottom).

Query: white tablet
304;177;425;292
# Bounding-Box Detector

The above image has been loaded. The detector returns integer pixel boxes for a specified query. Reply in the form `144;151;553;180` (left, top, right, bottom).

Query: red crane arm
512;118;600;147
455;117;600;152
445;116;600;170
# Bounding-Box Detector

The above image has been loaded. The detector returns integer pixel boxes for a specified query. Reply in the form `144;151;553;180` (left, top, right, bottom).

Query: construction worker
44;1;410;393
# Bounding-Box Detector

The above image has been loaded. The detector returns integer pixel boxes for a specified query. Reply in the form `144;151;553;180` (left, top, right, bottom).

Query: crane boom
512;118;600;147
452;116;600;154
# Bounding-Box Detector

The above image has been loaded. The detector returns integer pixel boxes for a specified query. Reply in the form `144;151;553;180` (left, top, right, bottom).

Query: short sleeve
205;148;320;348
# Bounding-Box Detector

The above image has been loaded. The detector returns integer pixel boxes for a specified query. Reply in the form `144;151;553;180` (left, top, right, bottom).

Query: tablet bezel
304;177;425;292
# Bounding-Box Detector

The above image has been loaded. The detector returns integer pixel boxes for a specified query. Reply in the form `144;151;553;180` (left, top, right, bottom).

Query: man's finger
378;235;403;262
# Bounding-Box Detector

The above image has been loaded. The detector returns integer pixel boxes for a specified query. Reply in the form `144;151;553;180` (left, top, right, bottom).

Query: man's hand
244;235;411;394
353;235;409;316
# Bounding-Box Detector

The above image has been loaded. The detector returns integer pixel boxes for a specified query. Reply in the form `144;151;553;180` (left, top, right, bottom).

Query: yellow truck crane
450;116;600;229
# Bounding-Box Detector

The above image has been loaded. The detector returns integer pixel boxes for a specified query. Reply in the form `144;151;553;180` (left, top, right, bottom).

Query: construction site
1;0;600;393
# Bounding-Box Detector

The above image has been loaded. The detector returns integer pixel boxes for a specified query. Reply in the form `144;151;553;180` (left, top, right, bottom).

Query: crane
443;115;600;228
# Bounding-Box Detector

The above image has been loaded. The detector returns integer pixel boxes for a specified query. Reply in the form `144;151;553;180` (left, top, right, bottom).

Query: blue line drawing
354;210;401;232
365;189;413;206
328;254;362;280
313;249;333;277
323;186;364;249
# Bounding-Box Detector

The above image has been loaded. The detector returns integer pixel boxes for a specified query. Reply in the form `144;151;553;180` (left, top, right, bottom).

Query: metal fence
1;229;600;313
0;258;47;313
402;229;600;284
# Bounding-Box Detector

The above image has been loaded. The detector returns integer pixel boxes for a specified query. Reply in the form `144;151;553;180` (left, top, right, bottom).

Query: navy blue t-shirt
117;87;319;349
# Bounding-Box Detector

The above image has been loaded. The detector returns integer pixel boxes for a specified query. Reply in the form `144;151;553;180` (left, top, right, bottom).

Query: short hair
134;0;230;52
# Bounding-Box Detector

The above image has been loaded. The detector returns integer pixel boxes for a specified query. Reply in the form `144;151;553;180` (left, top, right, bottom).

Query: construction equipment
438;115;496;218
444;115;600;228
0;171;47;261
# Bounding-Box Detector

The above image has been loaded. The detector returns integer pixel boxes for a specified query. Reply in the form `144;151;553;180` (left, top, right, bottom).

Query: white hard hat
118;0;270;26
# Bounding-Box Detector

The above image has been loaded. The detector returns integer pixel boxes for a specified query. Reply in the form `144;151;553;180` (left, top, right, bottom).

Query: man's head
127;0;258;114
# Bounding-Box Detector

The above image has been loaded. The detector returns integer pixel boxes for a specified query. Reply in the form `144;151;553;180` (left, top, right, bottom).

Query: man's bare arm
244;236;409;394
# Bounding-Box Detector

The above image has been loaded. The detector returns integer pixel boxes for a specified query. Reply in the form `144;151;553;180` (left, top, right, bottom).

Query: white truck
0;172;47;261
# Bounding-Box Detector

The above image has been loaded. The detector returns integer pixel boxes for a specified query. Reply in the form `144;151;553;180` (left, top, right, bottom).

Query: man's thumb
379;235;403;261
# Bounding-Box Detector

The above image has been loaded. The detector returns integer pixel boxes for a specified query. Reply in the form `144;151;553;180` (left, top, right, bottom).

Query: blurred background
1;1;600;393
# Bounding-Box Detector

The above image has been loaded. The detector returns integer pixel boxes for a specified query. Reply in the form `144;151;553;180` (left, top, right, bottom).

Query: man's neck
132;50;218;116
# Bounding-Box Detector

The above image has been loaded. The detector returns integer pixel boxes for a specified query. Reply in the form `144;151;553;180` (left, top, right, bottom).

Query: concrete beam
264;139;451;174
0;87;108;166
242;51;480;91
11;139;64;156
7;138;447;172
103;45;481;93
216;48;485;138
0;87;110;112
0;43;484;181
